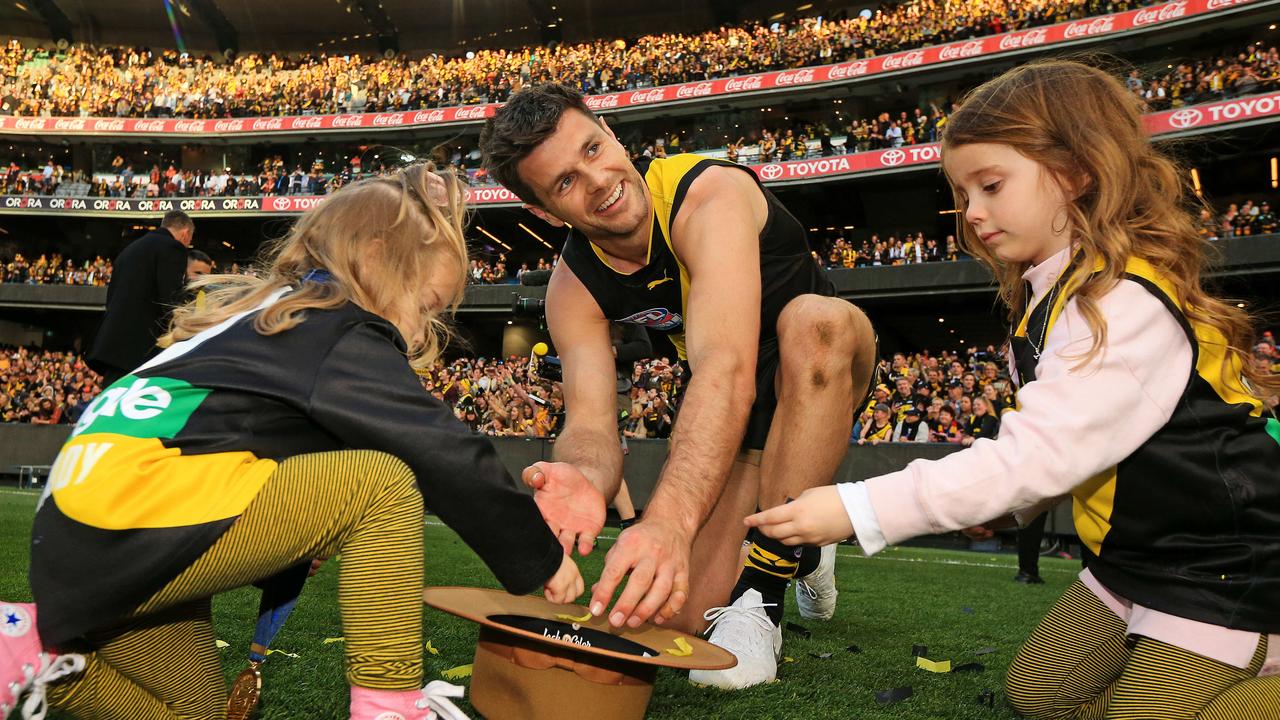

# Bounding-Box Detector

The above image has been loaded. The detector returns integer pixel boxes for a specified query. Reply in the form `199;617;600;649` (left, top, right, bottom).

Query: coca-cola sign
251;118;285;131
14;118;48;130
675;82;715;99
939;40;986;62
1064;16;1115;39
775;68;817;86
725;76;765;92
881;50;926;71
585;94;621;110
372;113;405;126
411;109;445;124
133;119;166;132
333;114;366;127
173;120;207;133
1133;1;1188;25
998;27;1049;51
96;119;126;132
1206;0;1246;9
628;88;667;104
453;105;490;120
828;60;870;80
53;118;86;131
213;119;244;132
289;116;324;129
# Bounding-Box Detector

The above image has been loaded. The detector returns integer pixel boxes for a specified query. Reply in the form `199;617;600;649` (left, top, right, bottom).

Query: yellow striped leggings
1008;580;1279;719
47;450;425;719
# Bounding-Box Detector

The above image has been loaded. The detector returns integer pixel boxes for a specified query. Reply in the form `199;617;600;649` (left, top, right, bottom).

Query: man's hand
544;552;585;605
521;461;606;556
589;518;691;628
743;486;854;546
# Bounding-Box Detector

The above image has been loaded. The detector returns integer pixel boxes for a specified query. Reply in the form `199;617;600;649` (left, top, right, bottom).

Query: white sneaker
687;589;783;690
795;544;838;621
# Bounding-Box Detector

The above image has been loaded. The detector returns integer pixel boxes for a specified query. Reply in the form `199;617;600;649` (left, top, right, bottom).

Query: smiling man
480;83;877;689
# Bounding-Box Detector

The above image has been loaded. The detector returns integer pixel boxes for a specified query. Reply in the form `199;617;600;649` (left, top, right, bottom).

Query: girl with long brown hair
2;163;583;720
747;60;1280;718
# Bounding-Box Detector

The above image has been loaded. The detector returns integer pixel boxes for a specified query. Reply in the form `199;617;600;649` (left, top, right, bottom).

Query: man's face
517;110;649;241
186;259;212;281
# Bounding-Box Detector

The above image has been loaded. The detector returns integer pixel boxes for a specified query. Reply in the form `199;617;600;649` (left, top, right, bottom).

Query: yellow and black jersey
863;419;893;442
31;296;561;647
1011;255;1280;633
559;154;834;362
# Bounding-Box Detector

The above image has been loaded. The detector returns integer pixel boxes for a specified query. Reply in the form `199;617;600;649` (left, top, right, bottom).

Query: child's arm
751;279;1192;554
310;320;568;596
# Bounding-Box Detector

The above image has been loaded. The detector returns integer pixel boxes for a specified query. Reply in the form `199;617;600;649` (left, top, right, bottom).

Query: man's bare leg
666;458;759;634
759;295;876;509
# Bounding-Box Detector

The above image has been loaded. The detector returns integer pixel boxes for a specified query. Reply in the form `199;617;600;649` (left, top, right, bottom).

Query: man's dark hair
479;83;597;205
160;210;194;232
187;249;212;264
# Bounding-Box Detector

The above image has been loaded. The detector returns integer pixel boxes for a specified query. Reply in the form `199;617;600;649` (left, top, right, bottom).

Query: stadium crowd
0;346;103;424
5;335;1277;430
0;253;112;285
3;1;1161;119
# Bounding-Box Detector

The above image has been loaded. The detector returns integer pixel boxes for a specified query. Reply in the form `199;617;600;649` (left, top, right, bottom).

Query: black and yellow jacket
31;295;562;646
1011;256;1280;632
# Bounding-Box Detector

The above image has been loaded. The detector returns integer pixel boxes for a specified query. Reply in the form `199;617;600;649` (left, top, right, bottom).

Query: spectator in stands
891;404;930;443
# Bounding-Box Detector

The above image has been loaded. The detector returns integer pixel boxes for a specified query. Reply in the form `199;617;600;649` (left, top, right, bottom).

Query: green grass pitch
0;489;1077;719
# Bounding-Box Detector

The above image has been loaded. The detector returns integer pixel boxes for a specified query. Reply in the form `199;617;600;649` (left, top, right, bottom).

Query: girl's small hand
743;486;854;546
544;552;585;605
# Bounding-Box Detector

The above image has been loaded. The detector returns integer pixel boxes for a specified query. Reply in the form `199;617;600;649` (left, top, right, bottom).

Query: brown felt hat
423;587;736;720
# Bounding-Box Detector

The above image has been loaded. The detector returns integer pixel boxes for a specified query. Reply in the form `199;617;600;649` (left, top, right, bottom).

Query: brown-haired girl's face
944;142;1074;266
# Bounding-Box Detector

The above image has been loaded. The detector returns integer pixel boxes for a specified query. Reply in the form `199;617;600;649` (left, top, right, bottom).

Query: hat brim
424;587;736;671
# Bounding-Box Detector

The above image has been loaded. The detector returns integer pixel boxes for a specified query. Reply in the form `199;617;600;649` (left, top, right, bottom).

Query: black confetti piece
974;646;997;656
846;644;862;654
977;690;997;707
953;662;986;673
875;687;913;705
784;622;811;639
911;643;928;657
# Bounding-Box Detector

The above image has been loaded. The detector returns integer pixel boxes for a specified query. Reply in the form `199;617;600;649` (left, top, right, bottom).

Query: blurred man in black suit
87;210;194;385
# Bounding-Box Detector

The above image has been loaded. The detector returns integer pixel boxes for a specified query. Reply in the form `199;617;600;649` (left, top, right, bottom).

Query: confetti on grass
441;664;472;680
783;622;811;639
425;640;439;655
322;637;344;645
215;640;230;649
915;657;952;673
875;687;913;705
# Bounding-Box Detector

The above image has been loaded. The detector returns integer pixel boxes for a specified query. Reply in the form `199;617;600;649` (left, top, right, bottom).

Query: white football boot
687;589;783;690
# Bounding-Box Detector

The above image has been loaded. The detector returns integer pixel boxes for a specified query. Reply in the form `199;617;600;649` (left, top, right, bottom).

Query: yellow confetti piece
916;656;952;673
322;637;345;645
267;649;300;659
425;640;439;656
215;640;230;649
441;664;472;680
555;611;593;623
664;637;693;657
782;656;796;664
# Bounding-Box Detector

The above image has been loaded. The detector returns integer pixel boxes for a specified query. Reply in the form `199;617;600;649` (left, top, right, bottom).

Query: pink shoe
349;680;469;720
1;603;85;720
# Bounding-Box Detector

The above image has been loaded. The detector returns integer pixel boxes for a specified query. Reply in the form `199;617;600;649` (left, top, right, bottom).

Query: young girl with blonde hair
747;60;1280;718
1;163;581;720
